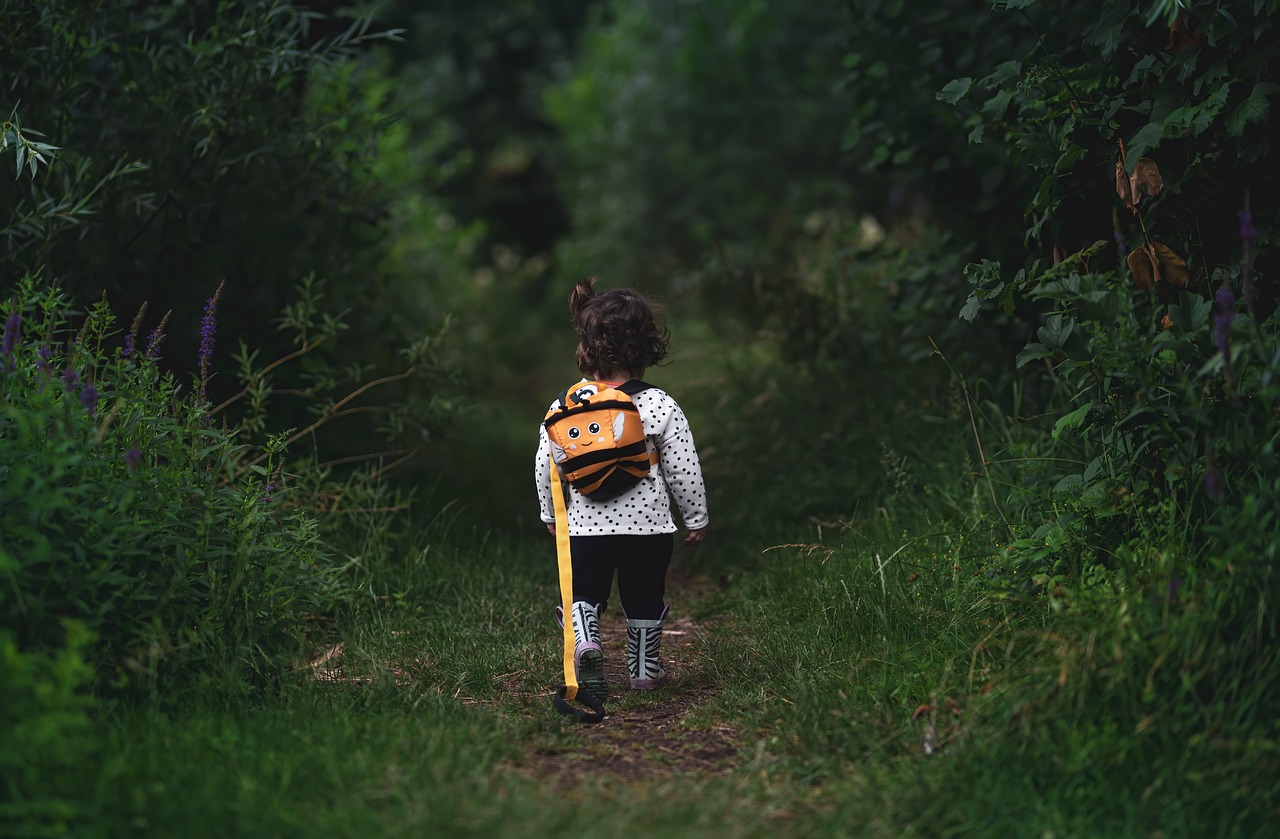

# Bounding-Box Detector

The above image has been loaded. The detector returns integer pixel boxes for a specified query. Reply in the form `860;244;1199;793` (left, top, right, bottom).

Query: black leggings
570;533;673;621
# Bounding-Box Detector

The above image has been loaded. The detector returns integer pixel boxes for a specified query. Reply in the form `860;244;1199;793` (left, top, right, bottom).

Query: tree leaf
1053;403;1091;440
1225;82;1279;137
1127;122;1164;165
1016;342;1050;368
936;77;973;105
1129;157;1163;201
1168;17;1198;54
1127;246;1155;290
959;295;982;322
1115;158;1136;213
1151;241;1189;287
1037;313;1075;350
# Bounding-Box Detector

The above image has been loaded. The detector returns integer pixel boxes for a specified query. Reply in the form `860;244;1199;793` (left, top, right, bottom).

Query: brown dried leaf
1151;241;1189;288
1169;17;1198;55
1116;158;1137;213
1146;243;1163;286
1130;157;1164;200
1127;246;1155;290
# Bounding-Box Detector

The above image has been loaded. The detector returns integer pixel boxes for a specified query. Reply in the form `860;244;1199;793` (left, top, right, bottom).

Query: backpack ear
613;412;626;441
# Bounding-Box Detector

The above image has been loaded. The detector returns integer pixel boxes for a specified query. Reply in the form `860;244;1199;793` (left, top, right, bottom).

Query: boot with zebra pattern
624;604;669;690
555;600;607;702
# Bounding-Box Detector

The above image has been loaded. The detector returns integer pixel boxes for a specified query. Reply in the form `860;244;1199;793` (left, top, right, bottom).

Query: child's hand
684;527;707;546
546;523;556;535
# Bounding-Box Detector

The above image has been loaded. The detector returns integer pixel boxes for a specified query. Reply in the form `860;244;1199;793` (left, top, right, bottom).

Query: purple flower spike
1214;283;1235;313
1;310;19;364
263;483;274;504
124;447;142;472
80;383;98;416
61;367;79;393
198;280;225;400
1213;312;1234;357
36;347;53;376
1238;209;1258;245
1213;282;1237;361
1205;462;1223;500
146;310;171;360
122;333;135;358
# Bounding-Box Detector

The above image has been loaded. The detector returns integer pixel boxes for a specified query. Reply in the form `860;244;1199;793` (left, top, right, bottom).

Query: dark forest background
3;1;1279;835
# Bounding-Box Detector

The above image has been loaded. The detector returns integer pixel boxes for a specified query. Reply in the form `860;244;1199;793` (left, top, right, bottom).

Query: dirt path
522;569;741;783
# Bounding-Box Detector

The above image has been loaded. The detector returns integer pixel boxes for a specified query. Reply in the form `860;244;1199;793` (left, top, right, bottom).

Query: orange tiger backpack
543;379;655;500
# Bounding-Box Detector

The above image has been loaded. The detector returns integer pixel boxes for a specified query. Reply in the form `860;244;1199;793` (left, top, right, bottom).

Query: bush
1;278;336;696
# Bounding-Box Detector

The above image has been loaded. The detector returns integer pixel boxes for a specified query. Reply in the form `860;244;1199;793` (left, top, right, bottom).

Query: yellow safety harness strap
548;455;604;723
549;456;577;701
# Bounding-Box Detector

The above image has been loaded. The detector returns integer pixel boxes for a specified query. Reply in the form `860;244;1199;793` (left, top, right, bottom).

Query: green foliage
888;0;1280;823
1;279;336;696
0;621;95;833
946;0;1280;562
548;0;855;288
0;0;441;416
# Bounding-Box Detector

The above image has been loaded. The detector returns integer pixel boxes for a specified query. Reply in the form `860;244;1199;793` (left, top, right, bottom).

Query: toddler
534;277;708;701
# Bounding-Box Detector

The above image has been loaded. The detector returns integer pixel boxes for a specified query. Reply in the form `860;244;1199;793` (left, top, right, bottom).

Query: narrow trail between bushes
519;569;743;784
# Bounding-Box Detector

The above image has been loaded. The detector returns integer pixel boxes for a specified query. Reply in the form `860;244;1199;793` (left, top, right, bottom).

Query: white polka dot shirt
535;384;709;536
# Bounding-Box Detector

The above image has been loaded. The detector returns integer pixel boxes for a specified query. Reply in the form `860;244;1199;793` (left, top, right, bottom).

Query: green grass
16;502;1276;838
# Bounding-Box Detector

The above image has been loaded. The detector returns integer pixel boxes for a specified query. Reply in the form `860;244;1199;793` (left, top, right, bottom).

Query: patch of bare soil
521;571;741;784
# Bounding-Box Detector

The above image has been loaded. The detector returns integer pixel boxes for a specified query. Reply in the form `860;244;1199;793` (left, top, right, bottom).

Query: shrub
1;278;336;696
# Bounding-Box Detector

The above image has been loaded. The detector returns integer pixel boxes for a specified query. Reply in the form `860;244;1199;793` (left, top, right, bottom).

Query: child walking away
535;277;708;705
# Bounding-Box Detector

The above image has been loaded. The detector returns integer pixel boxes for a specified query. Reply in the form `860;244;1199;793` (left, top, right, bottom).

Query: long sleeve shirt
535;384;709;536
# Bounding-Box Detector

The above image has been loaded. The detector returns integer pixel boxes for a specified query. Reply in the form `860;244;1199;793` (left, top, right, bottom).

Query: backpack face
544;381;652;500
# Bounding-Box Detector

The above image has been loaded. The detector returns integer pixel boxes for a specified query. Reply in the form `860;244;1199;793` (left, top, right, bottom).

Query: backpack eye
588;422;601;434
568;427;580;439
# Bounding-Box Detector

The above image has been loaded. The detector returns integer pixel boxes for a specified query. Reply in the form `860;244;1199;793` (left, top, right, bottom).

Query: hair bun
569;276;598;321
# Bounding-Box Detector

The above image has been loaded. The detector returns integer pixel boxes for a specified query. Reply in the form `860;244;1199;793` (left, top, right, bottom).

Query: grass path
519;575;742;782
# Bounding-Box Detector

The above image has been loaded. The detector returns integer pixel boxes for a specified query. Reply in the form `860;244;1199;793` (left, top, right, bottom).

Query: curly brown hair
569;277;669;378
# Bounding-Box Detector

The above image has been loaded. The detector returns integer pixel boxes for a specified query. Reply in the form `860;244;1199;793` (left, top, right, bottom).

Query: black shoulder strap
616;379;654;396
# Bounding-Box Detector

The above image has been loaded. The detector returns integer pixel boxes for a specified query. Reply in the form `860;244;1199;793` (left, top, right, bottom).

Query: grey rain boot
625;604;670;690
555;600;607;701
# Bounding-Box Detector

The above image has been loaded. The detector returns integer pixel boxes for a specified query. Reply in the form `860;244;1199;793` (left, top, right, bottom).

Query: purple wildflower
1238;209;1258;245
263;483;274;504
124;302;147;359
1;310;19;366
1213;312;1233;357
145;310;171;360
124;447;142;472
1204;459;1223;500
79;383;98;416
1239;207;1258;316
1213;283;1237;359
36;347;52;376
1214;283;1235;313
198;281;225;400
61;367;79;393
1113;229;1127;253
